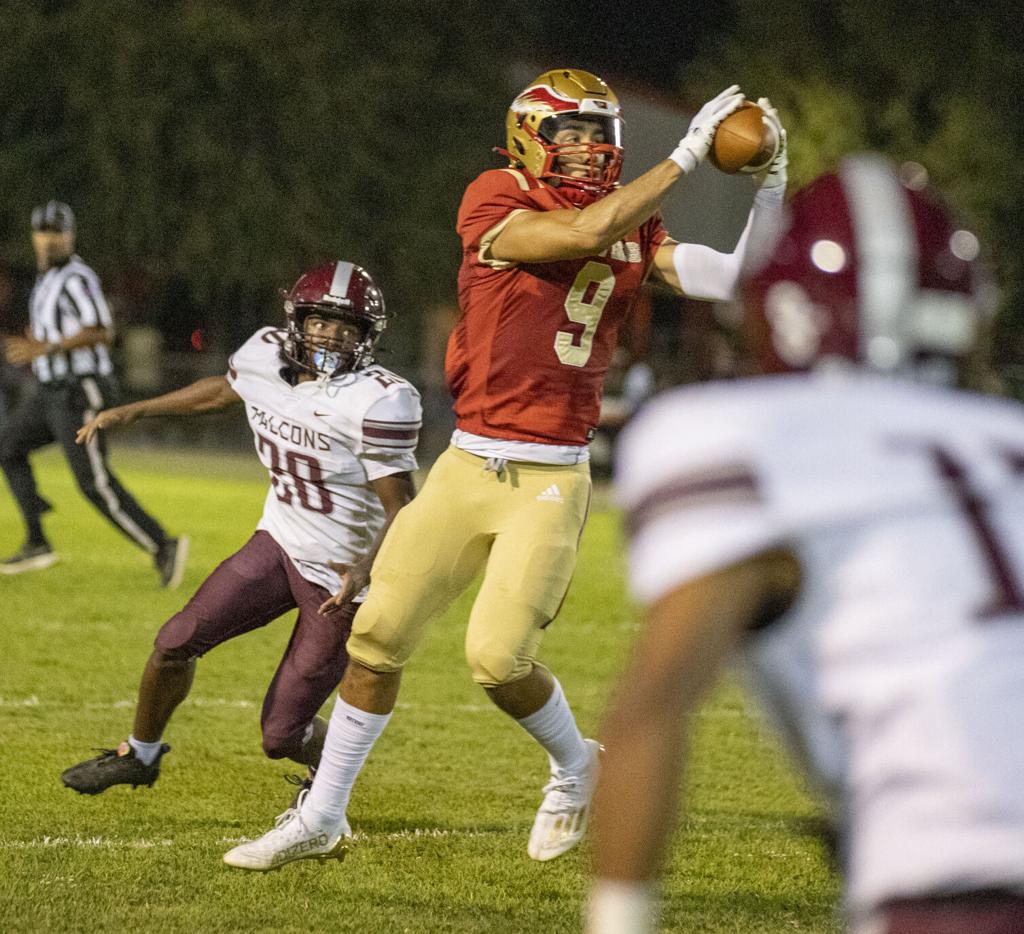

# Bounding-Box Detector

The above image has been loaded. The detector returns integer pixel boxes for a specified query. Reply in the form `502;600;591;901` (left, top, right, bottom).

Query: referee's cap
31;201;76;234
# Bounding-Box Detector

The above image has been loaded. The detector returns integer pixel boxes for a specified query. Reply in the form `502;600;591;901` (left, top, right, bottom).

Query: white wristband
668;136;702;174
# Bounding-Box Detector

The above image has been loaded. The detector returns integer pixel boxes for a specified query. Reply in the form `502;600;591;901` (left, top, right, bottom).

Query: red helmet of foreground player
501;68;624;196
743;153;990;384
282;261;388;378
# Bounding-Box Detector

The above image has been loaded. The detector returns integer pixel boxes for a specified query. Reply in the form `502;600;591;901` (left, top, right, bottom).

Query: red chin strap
494;153;620;207
544;145;622;193
496;130;623;195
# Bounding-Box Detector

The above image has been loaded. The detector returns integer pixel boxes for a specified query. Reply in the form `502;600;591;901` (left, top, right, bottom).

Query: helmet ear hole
513;138;526;155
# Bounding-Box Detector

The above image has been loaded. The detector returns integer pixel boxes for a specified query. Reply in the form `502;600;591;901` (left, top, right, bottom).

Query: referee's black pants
0;375;168;553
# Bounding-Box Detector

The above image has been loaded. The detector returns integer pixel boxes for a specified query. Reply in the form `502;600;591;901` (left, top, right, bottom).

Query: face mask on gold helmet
499;68;624;195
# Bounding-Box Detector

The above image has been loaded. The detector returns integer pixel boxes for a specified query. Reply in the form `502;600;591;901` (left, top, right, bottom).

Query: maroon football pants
155;530;355;759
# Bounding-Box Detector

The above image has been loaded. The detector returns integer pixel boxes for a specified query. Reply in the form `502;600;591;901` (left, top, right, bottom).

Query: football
709;101;779;174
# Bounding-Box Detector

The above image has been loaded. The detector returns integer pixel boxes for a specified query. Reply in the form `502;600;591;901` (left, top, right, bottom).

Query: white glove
668;85;745;174
749;96;787;191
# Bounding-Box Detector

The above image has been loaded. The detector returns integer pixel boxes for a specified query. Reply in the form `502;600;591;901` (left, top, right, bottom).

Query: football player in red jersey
588;155;1024;934
225;68;788;871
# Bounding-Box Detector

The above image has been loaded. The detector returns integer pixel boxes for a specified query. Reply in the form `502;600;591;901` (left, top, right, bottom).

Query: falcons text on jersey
227;327;421;593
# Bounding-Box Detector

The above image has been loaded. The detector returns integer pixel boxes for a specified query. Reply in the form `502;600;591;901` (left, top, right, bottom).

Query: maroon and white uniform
154;328;420;760
228;327;421;594
618;373;1024;929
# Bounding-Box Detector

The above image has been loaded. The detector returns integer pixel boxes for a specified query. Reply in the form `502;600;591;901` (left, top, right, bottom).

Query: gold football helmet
501;68;624;193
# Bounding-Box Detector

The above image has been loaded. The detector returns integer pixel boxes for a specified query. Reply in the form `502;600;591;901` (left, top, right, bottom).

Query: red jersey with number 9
448;168;668;446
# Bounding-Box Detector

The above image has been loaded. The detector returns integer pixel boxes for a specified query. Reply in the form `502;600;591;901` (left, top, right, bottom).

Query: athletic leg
225;449;493;868
61;532;296;794
0;381;57;557
58;377;170;555
301;451;494;831
131;652;196;745
259;565;358;766
462;459;597;860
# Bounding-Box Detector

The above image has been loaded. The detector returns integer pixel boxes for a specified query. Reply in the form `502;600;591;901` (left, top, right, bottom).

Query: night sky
532;1;737;92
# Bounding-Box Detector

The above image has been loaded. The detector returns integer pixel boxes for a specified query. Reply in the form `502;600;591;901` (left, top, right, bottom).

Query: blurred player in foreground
61;263;419;803
223;68;787;871
588;154;1024;934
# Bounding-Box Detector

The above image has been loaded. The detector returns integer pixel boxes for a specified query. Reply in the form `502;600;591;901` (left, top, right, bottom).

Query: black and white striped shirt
30;254;114;384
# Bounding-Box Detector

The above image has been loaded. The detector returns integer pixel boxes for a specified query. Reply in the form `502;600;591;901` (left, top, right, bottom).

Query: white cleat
528;738;602;862
223;793;350;872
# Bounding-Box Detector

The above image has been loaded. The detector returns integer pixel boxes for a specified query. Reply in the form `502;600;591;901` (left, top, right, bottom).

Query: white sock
128;735;163;766
515;677;589;775
301;698;391;833
586;880;654;934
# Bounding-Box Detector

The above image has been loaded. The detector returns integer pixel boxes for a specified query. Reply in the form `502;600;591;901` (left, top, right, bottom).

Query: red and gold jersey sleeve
457;169;545;269
641;212;670;268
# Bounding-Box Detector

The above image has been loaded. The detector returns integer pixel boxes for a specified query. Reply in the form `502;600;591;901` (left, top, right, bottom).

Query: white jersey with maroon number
616;372;1024;920
227;327;421;594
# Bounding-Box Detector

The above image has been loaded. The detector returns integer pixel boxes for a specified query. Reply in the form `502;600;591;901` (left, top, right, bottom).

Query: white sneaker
223;792;350;871
528;738;602;861
0;543;59;575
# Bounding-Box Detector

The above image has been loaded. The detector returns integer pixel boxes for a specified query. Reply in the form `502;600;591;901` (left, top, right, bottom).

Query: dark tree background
675;0;1024;378
2;0;1022;381
0;0;535;361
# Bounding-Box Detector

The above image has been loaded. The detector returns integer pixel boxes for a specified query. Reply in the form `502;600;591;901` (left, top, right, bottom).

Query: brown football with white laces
709;101;777;174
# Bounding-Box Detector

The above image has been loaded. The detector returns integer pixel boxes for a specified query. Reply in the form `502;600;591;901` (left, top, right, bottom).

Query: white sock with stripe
515;677;589;775
300;698;391;833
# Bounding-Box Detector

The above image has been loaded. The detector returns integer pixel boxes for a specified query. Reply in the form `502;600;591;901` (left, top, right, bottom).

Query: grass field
0;445;840;933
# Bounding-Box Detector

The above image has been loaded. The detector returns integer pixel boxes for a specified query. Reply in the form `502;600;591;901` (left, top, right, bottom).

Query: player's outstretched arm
75;376;242;445
587;547;799;934
489;86;745;265
650;98;788;301
320;471;416;616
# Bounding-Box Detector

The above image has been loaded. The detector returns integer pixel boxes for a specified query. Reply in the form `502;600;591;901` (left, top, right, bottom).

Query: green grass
0;446;840;933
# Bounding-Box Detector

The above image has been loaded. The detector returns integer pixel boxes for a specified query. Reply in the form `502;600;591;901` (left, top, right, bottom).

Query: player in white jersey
61;262;421;806
588;154;1024;934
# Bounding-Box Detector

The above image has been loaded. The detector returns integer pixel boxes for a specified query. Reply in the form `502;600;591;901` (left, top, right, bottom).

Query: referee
0;201;188;586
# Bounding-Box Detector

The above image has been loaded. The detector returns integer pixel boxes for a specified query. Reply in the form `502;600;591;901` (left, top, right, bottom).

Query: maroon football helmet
743;153;987;383
282;261;387;377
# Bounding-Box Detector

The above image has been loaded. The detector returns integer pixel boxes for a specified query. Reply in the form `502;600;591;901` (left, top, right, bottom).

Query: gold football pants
347;446;592;686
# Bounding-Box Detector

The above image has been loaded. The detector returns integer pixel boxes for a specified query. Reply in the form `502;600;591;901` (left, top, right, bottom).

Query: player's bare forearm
574;160;685;251
593;553;795;881
593;589;718;882
594;684;691;881
133;376;242;418
491;161;684;264
320;471;416;615
75;376;242;445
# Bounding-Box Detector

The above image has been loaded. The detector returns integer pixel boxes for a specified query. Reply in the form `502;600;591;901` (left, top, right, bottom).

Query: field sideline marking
1;836;174;850
0;829;497;851
222;828;499;845
0;696;746;718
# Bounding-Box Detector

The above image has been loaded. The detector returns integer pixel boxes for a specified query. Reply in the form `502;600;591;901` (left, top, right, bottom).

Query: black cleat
155;535;189;589
0;542;59;575
61;741;170;795
284;771;315;810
